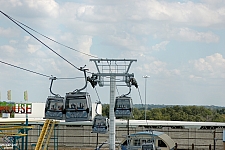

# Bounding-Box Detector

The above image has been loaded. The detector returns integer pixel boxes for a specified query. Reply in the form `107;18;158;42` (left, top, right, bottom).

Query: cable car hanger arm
49;76;60;97
73;65;89;93
124;87;131;97
123;77;138;97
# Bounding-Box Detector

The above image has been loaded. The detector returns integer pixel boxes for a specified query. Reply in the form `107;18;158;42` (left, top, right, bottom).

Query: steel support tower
90;59;137;150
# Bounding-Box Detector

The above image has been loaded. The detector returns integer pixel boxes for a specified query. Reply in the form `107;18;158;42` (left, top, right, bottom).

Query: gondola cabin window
68;100;87;110
116;99;130;109
66;97;87;110
158;140;167;147
65;92;92;122
141;139;154;145
114;96;133;118
92;115;108;134
132;138;154;146
95;118;106;126
44;97;64;120
47;101;63;111
141;143;155;150
133;139;140;146
66;97;88;117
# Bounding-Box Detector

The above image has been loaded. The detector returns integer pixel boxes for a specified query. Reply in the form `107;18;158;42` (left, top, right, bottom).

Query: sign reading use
0;101;32;114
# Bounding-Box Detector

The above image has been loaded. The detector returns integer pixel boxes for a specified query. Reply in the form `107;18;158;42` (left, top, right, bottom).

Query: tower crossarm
90;59;137;75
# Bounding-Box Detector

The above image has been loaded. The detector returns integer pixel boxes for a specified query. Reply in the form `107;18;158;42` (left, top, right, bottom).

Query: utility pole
90;59;137;150
214;130;216;150
143;75;150;120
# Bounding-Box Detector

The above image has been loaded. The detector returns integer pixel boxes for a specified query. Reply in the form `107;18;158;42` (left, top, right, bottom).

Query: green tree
102;104;109;118
133;108;142;119
102;104;225;122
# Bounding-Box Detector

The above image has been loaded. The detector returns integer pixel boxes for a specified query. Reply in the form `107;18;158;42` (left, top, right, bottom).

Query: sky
0;0;224;106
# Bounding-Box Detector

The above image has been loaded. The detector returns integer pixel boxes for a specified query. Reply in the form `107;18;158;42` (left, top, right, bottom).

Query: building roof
129;131;164;137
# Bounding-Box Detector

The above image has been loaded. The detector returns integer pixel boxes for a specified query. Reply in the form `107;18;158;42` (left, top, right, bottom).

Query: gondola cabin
65;92;92;122
92;114;109;134
114;95;133;118
44;96;64;120
120;131;175;150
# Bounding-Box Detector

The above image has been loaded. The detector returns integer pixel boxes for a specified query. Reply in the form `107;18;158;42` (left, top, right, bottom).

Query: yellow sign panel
7;90;11;100
24;90;28;101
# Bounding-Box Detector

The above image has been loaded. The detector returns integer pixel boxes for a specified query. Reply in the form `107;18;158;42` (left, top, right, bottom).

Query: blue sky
0;0;224;106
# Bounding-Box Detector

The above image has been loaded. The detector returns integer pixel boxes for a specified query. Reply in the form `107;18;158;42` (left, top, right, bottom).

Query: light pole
143;75;150;120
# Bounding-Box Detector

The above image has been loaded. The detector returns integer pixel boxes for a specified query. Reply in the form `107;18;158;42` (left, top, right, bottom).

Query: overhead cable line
94;87;101;103
0;60;50;78
136;87;148;124
137;88;144;107
7;14;98;59
57;77;84;80
0;60;83;79
116;86;120;95
0;11;80;71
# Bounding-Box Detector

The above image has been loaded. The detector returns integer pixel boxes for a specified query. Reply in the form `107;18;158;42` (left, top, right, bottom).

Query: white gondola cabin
114;95;133;118
92;114;109;134
120;131;175;150
65;92;92;122
44;96;64;120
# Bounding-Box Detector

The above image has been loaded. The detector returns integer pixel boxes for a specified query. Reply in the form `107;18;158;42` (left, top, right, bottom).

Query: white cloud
103;33;152;53
0;45;16;57
65;3;122;23
152;41;170;51
0;45;15;52
56;0;223;47
25;0;59;17
136;0;225;27
177;28;219;43
9;40;18;44
154;27;219;43
0;27;20;37
189;53;225;79
59;32;74;43
7;0;22;7
27;44;41;54
76;35;93;55
200;0;225;8
124;53;180;78
172;69;181;75
23;36;30;42
189;74;203;80
58;33;94;61
1;0;59;18
108;34;142;51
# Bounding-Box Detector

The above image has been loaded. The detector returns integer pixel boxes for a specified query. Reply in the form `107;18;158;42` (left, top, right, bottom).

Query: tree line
102;104;225;122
